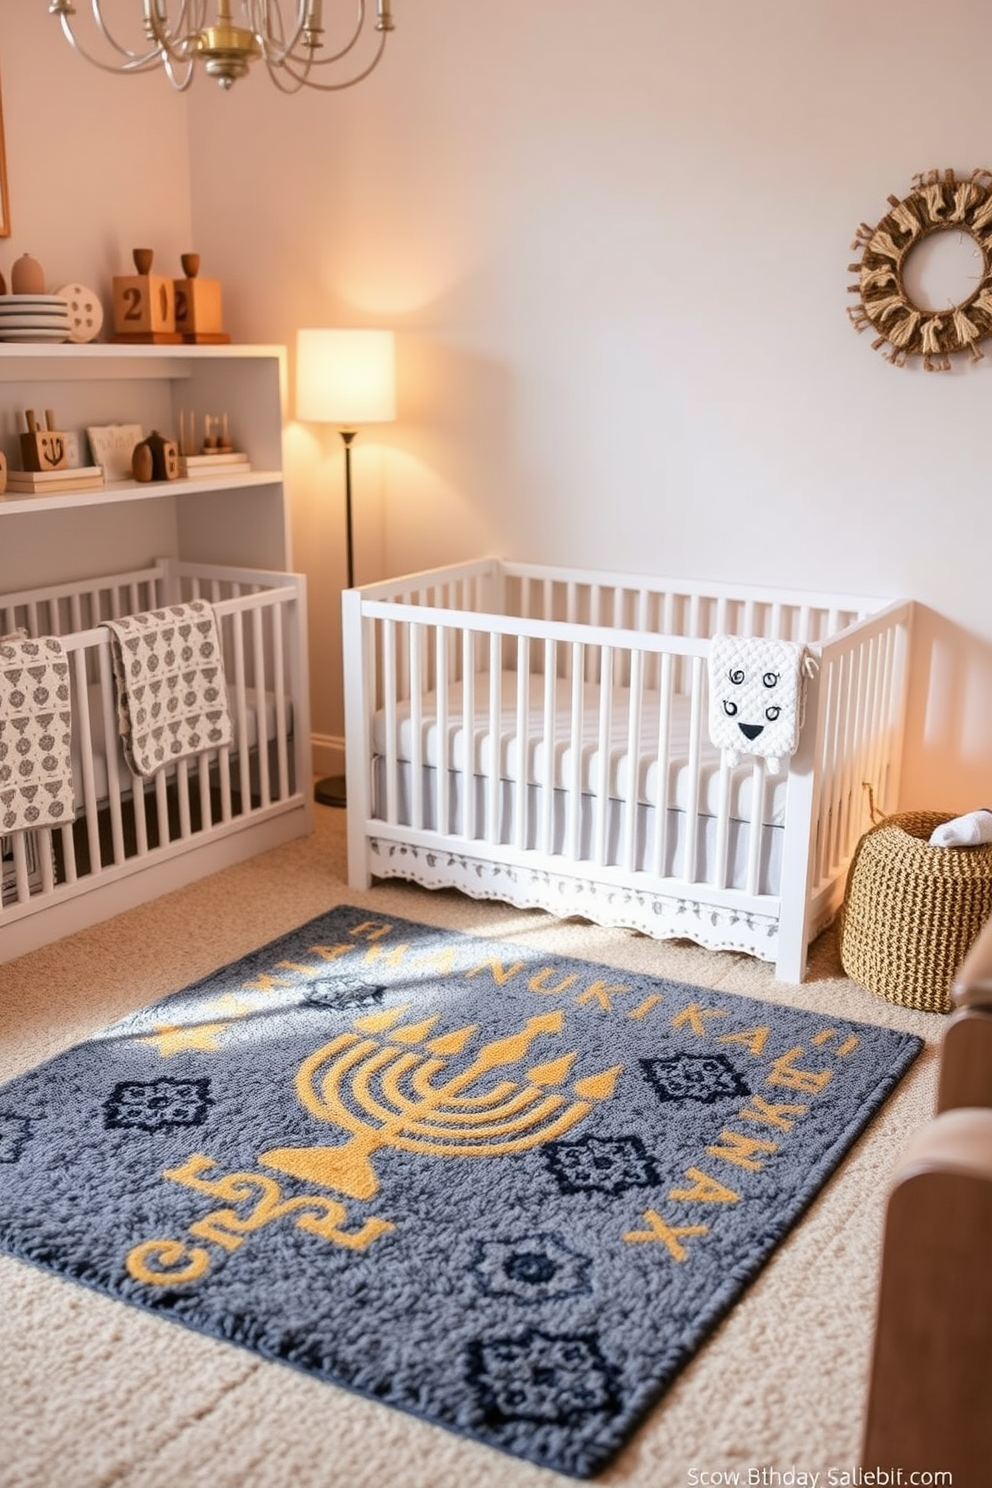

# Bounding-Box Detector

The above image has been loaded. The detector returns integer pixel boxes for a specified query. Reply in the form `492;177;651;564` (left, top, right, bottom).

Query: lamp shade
296;328;396;426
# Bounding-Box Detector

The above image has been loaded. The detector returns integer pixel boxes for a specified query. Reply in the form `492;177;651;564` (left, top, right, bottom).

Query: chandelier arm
266;27;386;90
143;0;206;67
162;48;197;90
260;54;308;92
289;0;392;71
251;0;368;70
52;9;170;74
89;0;200;65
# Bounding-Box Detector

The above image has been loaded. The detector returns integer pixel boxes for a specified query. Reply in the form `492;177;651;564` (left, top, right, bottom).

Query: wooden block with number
174;275;227;341
112;272;177;337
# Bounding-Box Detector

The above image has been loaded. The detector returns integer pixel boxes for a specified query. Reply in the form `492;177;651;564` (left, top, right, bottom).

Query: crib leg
773;909;810;982
861;1109;992;1480
348;856;373;890
773;939;808;984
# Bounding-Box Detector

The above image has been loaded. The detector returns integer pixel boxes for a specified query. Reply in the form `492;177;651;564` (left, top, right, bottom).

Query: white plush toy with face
707;635;812;775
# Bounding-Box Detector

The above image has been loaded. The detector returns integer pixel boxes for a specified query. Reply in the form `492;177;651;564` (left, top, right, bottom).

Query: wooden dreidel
174;252;229;344
132;429;180;482
112;248;180;343
20;409;68;472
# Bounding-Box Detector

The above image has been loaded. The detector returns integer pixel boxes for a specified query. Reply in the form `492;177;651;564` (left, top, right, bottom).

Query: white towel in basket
104;601;233;778
0;631;76;831
708;634;814;776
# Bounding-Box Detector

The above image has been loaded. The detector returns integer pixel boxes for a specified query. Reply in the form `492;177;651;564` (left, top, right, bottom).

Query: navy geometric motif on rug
0;906;922;1477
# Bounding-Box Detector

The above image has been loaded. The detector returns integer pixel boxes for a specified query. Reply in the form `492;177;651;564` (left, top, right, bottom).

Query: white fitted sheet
372;673;789;827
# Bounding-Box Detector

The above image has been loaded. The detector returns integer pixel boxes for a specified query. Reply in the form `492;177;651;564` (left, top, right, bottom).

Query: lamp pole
295;327;396;811
340;430;357;590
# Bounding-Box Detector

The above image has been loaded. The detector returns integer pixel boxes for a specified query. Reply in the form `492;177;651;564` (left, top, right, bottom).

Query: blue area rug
0;906;921;1477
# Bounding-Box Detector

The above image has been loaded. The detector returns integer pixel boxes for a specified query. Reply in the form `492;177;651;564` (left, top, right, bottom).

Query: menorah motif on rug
260;1005;622;1199
0;906;922;1478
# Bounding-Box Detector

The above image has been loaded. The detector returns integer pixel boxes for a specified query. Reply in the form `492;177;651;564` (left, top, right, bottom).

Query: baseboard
311;732;345;779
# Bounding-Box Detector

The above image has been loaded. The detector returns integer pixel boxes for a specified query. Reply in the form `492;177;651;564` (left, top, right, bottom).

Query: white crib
343;558;913;982
0;557;312;963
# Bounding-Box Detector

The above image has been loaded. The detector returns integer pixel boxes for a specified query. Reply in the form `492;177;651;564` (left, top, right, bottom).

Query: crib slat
487;632;501;845
541;638;556;857
252;603;271;809
10;833;30;903
177;760;193;840
745;762;766;896
198;750;213;834
593;646;613;866
567;642;584;860
713;755;732;889
682;655;705;882
272;603;289;802
513;635;529;851
651;654;674;878
232;609;252;806
824;652;849;874
97;642;127;866
382;619;398;827
435;626;450;836
154;770;170;846
461;631;475;840
132;763;150;854
621;648;644;873
410;622;424;831
72;647;104;873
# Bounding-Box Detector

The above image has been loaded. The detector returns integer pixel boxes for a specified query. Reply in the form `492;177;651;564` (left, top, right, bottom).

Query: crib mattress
372;673;790;827
71;682;293;811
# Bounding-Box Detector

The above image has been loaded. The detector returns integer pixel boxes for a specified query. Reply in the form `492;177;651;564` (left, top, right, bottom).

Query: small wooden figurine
131;429;180;482
20;410;68;472
174;253;229;345
112;248;180;343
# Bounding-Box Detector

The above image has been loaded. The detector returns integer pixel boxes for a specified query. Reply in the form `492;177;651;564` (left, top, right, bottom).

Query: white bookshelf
0;342;291;591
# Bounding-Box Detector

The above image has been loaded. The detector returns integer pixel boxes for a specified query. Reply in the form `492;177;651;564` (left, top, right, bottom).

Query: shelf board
0;470;282;516
0;342;286;383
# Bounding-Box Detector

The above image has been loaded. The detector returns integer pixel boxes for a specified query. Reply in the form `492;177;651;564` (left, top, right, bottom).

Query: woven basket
839;811;992;1013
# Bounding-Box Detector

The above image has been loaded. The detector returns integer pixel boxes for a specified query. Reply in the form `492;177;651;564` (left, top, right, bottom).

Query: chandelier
49;0;395;92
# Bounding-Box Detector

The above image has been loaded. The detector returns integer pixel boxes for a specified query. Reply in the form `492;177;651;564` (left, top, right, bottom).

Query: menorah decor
260;1005;623;1199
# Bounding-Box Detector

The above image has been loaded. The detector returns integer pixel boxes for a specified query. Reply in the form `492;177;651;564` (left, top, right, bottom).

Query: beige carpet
0;806;940;1488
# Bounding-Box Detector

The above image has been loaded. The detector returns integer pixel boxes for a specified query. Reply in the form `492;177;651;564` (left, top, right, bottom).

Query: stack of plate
0;295;72;343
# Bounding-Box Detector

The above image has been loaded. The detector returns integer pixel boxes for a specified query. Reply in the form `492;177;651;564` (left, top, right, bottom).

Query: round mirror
901;227;985;312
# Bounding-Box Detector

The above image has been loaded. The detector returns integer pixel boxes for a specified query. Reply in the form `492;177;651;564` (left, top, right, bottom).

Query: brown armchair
861;916;992;1485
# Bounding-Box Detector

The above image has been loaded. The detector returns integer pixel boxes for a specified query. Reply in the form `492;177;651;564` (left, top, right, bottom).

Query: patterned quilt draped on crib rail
0;632;76;832
103;601;233;779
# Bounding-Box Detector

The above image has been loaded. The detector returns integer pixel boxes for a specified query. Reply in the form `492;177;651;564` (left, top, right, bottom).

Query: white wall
0;5;192;293
4;1;991;810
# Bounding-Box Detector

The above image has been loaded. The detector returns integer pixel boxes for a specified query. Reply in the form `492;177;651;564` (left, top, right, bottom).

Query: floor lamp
296;327;396;808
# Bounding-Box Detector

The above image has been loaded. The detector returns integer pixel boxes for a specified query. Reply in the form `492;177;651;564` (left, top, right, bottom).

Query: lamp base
314;775;347;809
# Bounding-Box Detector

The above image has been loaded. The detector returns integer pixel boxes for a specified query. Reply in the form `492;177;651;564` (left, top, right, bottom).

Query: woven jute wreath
848;167;992;371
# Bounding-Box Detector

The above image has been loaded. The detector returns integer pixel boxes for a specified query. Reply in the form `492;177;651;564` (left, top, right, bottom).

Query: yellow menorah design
259;1005;622;1200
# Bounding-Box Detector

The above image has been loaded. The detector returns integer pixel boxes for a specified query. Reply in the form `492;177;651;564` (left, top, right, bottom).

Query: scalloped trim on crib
368;838;782;963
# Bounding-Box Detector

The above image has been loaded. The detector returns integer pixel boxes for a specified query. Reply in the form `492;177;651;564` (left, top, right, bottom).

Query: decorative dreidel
174;252;229;344
131;429;180;482
112;248;178;342
20;410;68;472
